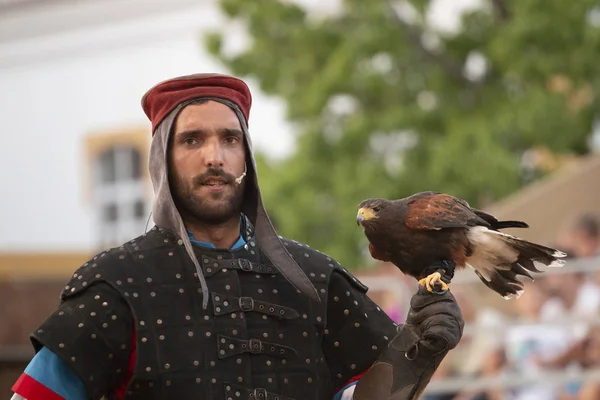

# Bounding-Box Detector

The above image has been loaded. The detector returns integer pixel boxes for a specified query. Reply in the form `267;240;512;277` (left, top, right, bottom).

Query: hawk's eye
373;206;381;212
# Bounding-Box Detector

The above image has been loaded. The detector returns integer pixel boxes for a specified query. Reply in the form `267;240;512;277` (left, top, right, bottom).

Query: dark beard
171;168;245;226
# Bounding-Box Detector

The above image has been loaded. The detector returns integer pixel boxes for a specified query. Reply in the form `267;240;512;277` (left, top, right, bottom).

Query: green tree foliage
204;0;600;268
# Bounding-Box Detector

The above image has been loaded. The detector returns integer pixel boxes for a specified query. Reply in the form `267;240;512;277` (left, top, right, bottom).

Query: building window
93;146;148;249
103;203;118;222
133;199;146;219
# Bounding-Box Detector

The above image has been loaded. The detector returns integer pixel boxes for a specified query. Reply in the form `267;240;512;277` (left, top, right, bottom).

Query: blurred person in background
372;263;414;324
555;214;600;260
452;348;509;400
504;282;571;400
561;326;600;400
9;73;464;400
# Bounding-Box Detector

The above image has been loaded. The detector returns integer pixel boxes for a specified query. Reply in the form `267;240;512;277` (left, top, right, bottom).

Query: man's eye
225;137;239;144
184;138;198;145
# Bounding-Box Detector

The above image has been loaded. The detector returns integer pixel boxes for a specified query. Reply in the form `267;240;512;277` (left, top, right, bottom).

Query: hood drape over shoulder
141;73;320;308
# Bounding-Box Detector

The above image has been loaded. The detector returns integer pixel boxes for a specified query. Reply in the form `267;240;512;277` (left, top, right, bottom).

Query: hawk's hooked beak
357;207;378;225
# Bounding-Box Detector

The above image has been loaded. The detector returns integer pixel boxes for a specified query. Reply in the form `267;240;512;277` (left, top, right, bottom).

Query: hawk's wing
404;193;490;231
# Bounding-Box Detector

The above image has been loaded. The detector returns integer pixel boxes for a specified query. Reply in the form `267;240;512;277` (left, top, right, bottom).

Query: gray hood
147;86;319;309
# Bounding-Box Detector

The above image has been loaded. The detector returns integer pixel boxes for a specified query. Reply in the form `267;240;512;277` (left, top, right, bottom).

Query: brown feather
368;242;390;262
405;192;489;231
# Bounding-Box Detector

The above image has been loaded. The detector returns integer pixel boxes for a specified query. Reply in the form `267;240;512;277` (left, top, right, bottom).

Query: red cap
141;73;252;134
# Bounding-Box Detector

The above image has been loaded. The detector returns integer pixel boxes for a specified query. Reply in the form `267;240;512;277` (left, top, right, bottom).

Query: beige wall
484;155;600;246
0;252;91;281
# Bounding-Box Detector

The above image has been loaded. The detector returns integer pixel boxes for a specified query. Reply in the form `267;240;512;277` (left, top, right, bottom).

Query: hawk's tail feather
473;269;525;299
472;209;529;230
491;220;529;230
466;226;567;299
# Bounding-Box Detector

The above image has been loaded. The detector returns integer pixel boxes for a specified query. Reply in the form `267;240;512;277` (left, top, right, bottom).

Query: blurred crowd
371;213;600;400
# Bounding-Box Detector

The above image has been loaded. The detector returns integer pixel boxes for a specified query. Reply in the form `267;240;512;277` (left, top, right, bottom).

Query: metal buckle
239;296;254;311
253;388;268;399
237;259;253;271
249;339;262;354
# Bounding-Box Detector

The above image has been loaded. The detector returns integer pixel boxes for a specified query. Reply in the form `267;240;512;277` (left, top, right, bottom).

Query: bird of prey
356;191;566;299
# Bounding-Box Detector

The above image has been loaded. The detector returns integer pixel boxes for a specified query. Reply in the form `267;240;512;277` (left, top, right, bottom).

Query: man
11;73;464;400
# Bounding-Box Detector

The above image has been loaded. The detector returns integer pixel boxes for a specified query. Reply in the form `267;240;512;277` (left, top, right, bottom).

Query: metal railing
425;367;600;394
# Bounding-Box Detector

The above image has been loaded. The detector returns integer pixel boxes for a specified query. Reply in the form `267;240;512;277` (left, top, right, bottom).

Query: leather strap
211;292;299;320
200;256;279;277
223;383;296;400
217;334;298;360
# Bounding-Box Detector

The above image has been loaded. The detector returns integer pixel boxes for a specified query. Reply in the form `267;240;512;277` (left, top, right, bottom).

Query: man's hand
353;286;464;400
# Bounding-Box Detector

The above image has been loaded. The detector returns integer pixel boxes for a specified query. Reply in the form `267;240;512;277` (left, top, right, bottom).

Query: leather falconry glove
353;285;464;400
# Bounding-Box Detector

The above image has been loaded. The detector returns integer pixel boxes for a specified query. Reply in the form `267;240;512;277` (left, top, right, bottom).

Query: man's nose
204;138;224;168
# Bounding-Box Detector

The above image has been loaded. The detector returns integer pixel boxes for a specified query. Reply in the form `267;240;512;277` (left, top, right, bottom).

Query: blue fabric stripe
333;381;358;400
24;347;87;400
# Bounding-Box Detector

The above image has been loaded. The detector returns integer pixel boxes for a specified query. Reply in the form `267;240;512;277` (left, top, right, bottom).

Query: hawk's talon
418;271;449;293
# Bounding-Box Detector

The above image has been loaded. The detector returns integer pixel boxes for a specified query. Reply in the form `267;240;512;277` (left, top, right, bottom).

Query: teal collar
186;216;246;250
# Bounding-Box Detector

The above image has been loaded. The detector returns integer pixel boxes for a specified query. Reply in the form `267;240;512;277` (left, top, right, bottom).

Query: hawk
357;191;566;298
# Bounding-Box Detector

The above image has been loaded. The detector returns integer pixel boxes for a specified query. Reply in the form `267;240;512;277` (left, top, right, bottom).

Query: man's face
169;100;247;225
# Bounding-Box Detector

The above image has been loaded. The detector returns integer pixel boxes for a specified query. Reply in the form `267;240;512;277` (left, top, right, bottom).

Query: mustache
193;168;236;186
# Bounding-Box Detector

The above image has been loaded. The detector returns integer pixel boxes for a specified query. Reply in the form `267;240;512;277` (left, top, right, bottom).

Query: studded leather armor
31;219;399;400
